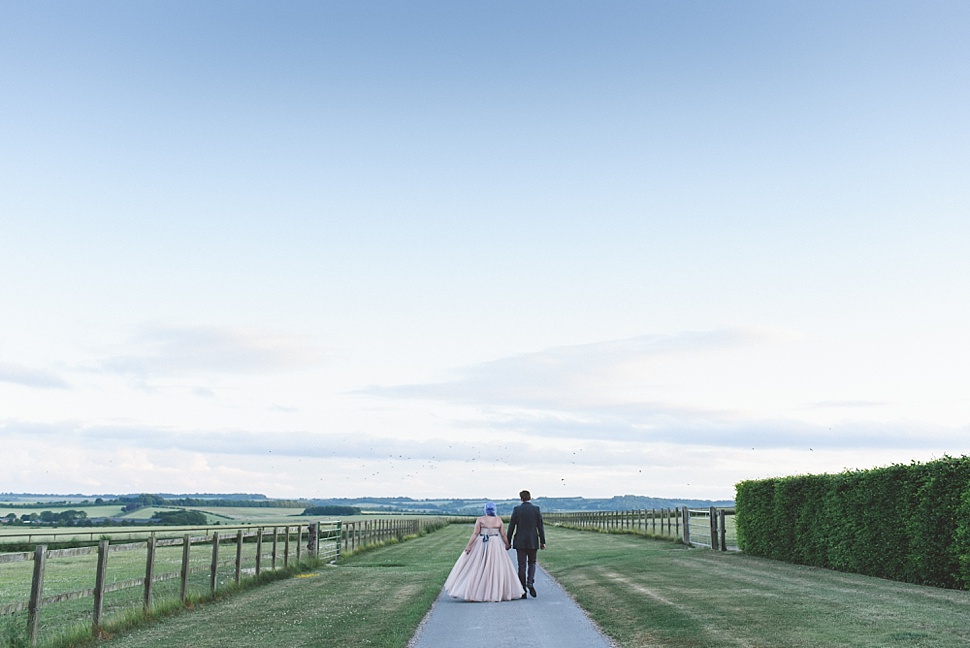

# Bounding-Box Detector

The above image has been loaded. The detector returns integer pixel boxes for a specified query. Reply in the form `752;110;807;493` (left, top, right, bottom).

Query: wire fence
545;507;737;551
1;517;442;647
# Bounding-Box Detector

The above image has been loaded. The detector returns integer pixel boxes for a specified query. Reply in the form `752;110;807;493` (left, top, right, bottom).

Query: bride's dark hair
484;502;497;516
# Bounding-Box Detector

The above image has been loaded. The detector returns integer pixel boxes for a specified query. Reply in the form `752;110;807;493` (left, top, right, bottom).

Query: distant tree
154;510;208;526
301;505;361;516
58;510;87;524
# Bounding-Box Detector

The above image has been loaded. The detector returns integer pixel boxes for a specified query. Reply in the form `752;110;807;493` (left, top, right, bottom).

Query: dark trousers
515;548;538;587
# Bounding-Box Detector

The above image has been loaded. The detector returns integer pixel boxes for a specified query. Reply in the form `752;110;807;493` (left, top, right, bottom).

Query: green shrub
735;455;970;589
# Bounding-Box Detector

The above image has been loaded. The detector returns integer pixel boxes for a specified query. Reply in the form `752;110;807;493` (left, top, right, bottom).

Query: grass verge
91;523;467;648
540;527;970;647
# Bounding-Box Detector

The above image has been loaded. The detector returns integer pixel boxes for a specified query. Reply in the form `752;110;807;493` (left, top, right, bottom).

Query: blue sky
2;1;969;500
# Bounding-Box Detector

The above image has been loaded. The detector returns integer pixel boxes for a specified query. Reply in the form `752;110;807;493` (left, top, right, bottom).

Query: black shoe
521;592;527;599
528;584;537;598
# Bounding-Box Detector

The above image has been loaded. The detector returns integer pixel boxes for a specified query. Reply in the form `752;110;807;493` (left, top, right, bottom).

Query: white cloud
3;415;960;500
360;329;768;407
96;325;320;380
0;416;706;473
0;362;70;389
357;329;969;453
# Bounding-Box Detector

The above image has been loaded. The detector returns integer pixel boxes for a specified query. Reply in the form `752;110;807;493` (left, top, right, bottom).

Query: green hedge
735;455;970;589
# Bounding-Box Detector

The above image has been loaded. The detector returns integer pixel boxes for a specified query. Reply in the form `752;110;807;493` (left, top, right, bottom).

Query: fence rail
338;518;424;555
545;507;737;551
1;517;440;647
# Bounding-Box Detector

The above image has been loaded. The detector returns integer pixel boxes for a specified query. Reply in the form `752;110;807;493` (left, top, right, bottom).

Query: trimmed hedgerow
736;455;970;589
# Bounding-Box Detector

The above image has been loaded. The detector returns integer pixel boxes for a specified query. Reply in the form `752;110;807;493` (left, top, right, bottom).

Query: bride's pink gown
444;527;525;602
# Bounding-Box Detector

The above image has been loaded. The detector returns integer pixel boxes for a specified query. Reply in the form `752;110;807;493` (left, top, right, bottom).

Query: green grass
8;523;970;648
540;527;970;647
93;524;465;648
0;527;332;648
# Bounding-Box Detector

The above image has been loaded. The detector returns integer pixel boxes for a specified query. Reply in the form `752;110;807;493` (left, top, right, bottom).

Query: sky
2;1;969;502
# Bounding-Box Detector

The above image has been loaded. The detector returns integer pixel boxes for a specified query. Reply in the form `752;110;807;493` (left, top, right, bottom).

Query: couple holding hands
443;490;546;602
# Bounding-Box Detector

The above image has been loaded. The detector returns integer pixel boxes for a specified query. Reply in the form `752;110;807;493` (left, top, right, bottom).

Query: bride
444;502;526;602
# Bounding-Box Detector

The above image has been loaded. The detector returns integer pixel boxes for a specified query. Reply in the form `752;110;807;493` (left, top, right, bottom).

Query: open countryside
6;524;968;648
4;487;970;648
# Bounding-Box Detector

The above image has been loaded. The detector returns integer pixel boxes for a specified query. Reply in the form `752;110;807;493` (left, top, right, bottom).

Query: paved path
408;550;615;648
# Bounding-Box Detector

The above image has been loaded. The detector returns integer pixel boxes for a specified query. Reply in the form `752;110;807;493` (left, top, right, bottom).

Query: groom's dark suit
508;500;545;593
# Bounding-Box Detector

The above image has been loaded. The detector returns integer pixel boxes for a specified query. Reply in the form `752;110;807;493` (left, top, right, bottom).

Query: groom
507;489;546;599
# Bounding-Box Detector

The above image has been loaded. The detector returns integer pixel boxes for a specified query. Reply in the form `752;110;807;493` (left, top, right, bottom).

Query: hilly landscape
0;492;733;518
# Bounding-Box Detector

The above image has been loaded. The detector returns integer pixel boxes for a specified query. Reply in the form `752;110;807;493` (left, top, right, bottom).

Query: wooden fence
545;507;737;551
338;518;425;555
0;517;437;647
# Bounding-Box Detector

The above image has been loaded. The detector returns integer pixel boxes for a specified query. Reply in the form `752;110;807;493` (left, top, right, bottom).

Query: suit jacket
508;501;545;550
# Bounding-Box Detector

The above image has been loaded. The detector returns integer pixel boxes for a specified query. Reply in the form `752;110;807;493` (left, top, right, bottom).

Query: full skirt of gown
443;530;525;602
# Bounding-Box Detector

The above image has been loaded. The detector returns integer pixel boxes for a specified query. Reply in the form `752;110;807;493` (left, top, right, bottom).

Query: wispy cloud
0;419;576;464
97;325;320;380
357;329;965;453
0;362;70;389
360;329;766;408
3;417;960;486
806;400;885;410
466;409;962;451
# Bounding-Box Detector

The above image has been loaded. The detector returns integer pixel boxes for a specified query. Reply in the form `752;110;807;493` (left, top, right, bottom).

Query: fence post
334;521;340;560
92;539;109;637
210;532;220;593
307;522;317;556
144;533;156;611
682;508;691;545
271;527;278;570
719;509;727;551
233;529;244;585
180;535;190;602
256;528;263;576
296;524;303;564
27;544;46;647
709;507;718;550
284;525;291;568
